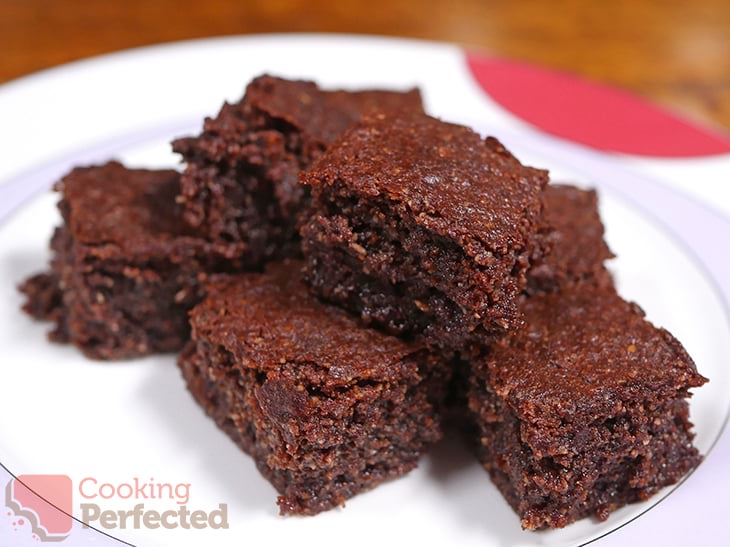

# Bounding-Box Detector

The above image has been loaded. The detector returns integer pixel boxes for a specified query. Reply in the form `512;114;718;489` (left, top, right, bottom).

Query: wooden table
2;0;729;129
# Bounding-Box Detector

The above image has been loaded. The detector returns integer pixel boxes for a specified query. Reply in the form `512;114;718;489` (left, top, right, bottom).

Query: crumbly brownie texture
179;261;449;515
467;284;706;529
527;184;614;293
172;75;423;264
300;112;548;352
19;162;230;359
19;267;67;342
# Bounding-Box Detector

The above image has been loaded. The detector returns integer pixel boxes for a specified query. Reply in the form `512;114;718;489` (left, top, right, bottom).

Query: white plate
1;34;730;547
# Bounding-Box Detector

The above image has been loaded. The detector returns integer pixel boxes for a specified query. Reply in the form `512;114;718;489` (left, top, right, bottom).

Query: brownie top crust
302;112;548;258
246;75;424;147
173;75;424;166
190;261;426;378
479;284;707;425
57;161;196;253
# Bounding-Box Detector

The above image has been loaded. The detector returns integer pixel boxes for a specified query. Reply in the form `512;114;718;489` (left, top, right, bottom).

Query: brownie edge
527;184;614;293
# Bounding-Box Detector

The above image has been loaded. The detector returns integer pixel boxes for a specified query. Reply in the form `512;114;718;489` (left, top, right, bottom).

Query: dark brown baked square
467;283;706;529
19;162;226;359
300;112;548;352
179;261;449;515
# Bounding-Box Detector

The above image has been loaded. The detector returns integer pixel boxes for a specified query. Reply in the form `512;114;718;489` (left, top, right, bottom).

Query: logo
4;473;228;542
5;474;73;542
77;477;228;531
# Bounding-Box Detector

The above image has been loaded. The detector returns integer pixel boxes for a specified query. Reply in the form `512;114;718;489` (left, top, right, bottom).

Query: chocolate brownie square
467;283;707;529
179;261;449;515
172;75;423;264
19;162;228;359
300;112;548;352
527;184;614;293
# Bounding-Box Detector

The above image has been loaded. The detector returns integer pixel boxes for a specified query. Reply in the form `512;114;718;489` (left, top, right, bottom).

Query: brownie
527;184;614;293
467;283;707;529
19;162;230;359
172;75;424;264
300;112;548;352
179;261;450;515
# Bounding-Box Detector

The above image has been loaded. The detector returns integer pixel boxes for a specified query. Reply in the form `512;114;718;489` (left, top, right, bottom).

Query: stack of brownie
296;112;706;527
21;76;423;358
20;74;707;529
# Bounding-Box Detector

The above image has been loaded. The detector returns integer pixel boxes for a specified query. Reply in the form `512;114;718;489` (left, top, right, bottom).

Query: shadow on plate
423;430;534;547
135;358;279;516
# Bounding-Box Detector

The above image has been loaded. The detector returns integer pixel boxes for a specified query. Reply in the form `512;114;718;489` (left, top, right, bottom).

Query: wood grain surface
1;0;728;128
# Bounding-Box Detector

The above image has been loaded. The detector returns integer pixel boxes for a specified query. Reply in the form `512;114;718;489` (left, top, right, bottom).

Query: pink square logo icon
5;474;73;542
